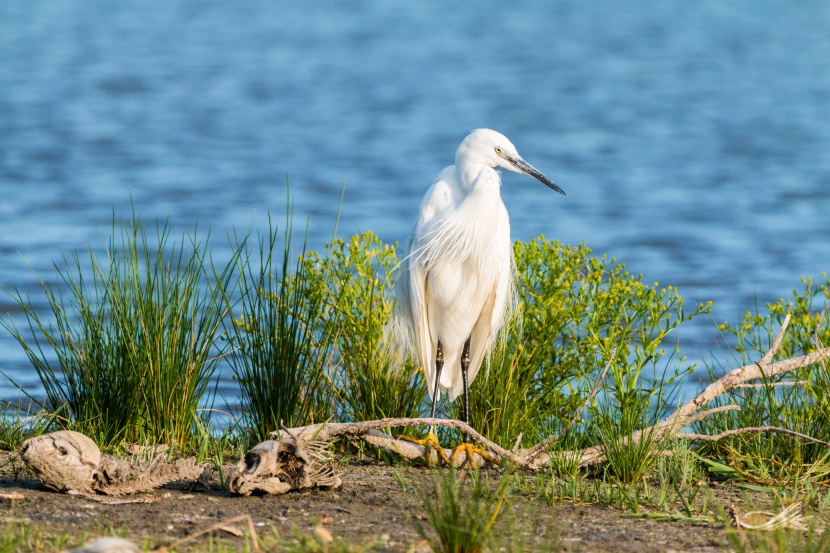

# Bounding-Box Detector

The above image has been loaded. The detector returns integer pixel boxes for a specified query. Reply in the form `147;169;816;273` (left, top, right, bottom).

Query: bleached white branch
278;314;830;470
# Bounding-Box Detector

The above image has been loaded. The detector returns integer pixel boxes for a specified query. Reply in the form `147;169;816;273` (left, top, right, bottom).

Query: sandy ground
0;453;739;552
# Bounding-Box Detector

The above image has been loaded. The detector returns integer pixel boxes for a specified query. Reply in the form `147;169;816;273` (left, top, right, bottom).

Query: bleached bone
228;437;341;496
20;430;205;495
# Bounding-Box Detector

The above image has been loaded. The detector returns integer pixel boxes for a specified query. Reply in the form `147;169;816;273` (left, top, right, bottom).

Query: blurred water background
1;2;829;409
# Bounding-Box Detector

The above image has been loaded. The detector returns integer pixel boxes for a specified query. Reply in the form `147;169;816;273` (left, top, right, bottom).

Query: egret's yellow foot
450;442;500;469
397;431;450;466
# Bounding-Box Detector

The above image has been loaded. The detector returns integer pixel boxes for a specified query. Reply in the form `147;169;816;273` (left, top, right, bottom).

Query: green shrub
452;237;708;457
696;275;830;485
300;232;426;423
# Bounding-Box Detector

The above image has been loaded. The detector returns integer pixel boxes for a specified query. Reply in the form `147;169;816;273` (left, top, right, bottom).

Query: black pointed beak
506;155;566;196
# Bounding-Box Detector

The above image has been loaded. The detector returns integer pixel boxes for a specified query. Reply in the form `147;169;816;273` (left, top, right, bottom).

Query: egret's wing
389;232;416;347
408;245;435;398
391;167;458;400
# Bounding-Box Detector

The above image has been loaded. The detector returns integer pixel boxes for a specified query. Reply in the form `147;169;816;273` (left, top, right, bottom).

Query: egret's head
457;129;566;195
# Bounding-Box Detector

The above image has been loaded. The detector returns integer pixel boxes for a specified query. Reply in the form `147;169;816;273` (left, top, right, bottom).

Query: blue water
1;2;829;406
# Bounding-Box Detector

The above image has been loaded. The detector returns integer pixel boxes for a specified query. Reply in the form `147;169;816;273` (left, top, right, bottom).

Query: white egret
392;128;565;466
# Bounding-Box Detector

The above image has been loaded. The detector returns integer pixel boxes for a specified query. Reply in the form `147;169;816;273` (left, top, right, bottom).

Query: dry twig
729;502;808;531
684;405;741;425
681;427;830;448
155;514;262;553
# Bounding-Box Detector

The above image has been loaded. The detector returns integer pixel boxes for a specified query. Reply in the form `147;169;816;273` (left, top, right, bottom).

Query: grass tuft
1;209;234;448
413;467;512;553
220;210;333;444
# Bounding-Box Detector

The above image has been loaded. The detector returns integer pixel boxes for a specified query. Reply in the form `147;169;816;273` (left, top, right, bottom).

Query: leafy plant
301;232;425;423
696;275;830;486
451;238;707;453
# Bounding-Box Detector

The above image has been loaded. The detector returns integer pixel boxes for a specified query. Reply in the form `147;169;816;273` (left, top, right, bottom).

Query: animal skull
228;438;341;496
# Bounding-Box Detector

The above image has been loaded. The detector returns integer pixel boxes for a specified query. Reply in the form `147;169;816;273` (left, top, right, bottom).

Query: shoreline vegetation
2;203;830;552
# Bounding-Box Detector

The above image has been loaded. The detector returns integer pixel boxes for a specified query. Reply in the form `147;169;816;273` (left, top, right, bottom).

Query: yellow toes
450;442;500;469
396;433;499;468
397;431;450;466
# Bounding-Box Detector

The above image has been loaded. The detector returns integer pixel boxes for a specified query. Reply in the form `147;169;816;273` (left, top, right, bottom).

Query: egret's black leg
460;337;472;441
429;341;444;420
451;337;500;467
398;340;449;465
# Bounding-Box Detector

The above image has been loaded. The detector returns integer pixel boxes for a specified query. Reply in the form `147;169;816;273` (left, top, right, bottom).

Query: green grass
0;517;383;553
271;525;386;552
524;439;719;522
0;524;70;553
413;467;513;553
588;357;682;484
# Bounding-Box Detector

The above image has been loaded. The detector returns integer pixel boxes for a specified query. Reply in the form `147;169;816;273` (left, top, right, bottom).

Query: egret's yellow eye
495;147;503;155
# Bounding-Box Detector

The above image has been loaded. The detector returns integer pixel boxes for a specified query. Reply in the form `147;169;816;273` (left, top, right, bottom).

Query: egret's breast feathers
413;189;509;280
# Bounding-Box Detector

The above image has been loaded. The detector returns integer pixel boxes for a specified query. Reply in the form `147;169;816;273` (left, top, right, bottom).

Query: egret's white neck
454;159;502;195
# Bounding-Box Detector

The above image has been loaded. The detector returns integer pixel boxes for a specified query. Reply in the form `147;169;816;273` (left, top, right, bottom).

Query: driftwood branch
761;313;790;365
734;381;807;389
278;314;830;469
271;418;525;467
684;405;741;425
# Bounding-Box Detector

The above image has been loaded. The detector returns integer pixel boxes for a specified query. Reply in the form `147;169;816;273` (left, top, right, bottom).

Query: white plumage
393;129;565;408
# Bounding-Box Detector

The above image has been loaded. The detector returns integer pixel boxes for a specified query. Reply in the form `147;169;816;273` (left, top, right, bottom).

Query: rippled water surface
1;2;829;403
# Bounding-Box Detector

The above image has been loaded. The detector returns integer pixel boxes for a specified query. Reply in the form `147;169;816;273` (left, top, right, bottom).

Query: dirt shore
0;454;738;552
